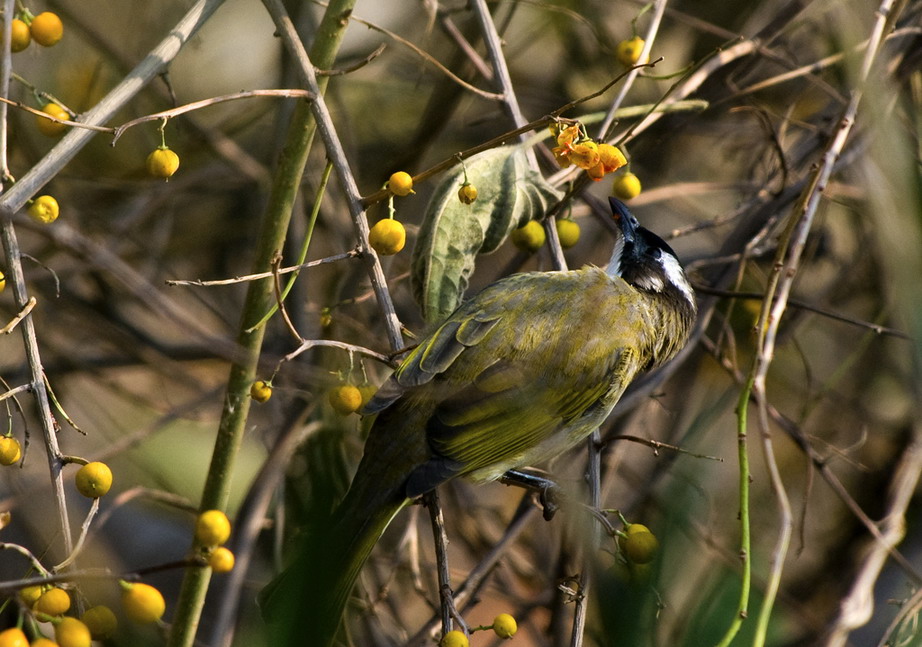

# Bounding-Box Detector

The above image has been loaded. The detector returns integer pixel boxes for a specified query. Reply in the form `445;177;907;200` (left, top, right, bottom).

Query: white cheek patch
661;254;695;305
637;275;664;293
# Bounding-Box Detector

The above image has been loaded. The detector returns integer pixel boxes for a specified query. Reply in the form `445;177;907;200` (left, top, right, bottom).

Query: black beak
609;197;638;246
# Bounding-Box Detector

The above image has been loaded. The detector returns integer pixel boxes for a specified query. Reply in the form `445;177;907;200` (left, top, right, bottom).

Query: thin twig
0;0;229;211
261;0;404;352
165;250;359;287
0;541;52;577
53;498;100;571
0;296;35;334
597;0;669;139
274;338;392;373
348;13;502;101
110;89;314;142
426;489;468;637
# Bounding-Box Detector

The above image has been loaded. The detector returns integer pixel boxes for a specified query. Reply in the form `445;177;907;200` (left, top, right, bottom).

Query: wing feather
367;266;655;496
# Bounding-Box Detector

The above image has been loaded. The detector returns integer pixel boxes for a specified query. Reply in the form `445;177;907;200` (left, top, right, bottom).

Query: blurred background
1;0;921;645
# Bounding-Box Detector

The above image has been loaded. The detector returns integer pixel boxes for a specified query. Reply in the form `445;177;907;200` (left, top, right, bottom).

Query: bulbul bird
261;198;697;646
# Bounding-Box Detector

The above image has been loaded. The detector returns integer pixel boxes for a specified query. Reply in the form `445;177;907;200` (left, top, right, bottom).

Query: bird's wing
374;268;649;495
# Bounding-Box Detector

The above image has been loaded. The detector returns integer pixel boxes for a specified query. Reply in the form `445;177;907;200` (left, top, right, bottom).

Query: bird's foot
500;469;564;521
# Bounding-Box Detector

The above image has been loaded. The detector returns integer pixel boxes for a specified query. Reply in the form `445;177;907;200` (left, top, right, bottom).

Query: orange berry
9;19;30;52
0;628;28;647
387;171;415;196
29;12;63;47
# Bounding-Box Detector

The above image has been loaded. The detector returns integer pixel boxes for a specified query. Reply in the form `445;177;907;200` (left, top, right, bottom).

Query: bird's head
606;197;696;310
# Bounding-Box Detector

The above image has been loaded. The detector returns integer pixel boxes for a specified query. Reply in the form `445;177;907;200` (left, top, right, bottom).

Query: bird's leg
500;469;564;521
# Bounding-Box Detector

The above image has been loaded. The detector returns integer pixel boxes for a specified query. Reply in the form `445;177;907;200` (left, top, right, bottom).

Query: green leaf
411;146;562;323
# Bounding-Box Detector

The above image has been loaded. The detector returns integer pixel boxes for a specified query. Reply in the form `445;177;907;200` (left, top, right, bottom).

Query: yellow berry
121;582;166;624
492;613;518;639
387;171;415;196
146;147;180;179
457;183;478;205
623;525;659;564
511;220;546;253
613;172;642;200
0;435;22;465
439;630;469;647
209;546;235;573
30;638;58;647
9;19;30;52
0;270;5;292
250;380;272;403
368;219;406;256
555;219;580;249
626;522;652;535
75;461;113;498
81;605;118;639
35;587;70;616
195;509;232;546
616;36;646;66
54;617;90;647
328;384;363;415
35;103;69;137
20;585;43;605
0;628;28;647
29;12;63;47
28;195;60;224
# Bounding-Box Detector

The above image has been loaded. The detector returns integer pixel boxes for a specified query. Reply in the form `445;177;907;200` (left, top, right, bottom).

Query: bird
260;197;697;647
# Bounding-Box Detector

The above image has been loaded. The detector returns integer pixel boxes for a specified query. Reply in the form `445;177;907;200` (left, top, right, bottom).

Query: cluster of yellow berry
5;8;67;226
195;509;236;573
615;520;660;584
0;436;177;646
439;613;518;646
6;10;63;52
367;171;413;257
2;575;166;647
511;218;581;254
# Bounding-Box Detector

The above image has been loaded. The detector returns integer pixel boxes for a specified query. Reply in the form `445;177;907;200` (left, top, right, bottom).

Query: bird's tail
259;455;411;647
